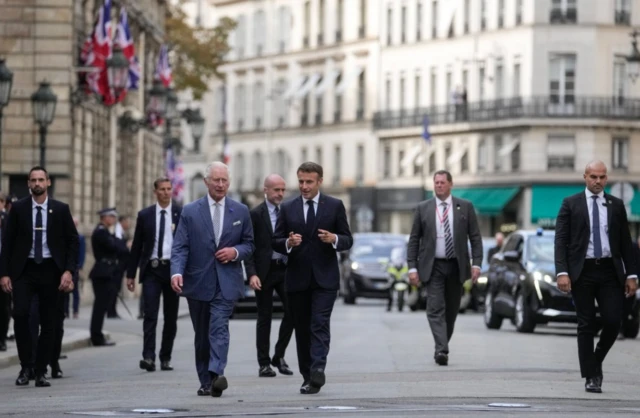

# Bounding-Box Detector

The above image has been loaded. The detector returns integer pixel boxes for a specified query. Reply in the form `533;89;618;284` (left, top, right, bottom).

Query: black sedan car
340;233;408;304
484;229;639;336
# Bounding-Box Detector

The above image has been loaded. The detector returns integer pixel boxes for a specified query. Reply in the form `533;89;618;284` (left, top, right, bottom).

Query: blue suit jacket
127;202;182;281
170;196;254;301
272;193;353;292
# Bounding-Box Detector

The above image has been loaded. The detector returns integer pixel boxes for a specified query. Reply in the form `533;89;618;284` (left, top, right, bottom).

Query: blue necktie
306;200;316;236
591;195;602;258
157;209;166;259
34;206;43;264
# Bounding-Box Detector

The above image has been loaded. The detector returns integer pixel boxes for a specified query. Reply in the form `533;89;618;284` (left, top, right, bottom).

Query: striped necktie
441;202;455;259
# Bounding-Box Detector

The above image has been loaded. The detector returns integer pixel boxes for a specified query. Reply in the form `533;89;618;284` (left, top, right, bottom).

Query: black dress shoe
595;363;603;387
210;375;228;398
300;381;320;395
310;369;325;388
434;352;449;366
160;361;173;371
34;374;51;387
259;365;276;377
139;359;156;372
272;358;293;376
15;369;30;386
92;340;116;347
197;386;211;396
51;363;63;379
585;378;602;393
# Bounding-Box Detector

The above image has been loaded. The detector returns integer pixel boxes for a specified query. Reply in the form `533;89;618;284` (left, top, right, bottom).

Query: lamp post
626;30;640;83
165;88;179;120
148;80;168;115
106;45;130;207
0;59;14;182
30;81;57;167
185;108;205;153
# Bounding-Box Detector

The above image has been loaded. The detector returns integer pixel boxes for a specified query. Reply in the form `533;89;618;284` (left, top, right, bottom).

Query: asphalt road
1;299;640;417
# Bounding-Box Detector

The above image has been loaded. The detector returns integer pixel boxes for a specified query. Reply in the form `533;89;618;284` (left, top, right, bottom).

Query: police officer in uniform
89;208;128;346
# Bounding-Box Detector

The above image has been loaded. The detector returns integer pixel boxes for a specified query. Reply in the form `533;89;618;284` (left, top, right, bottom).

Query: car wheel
514;291;536;333
343;280;356;305
484;291;503;330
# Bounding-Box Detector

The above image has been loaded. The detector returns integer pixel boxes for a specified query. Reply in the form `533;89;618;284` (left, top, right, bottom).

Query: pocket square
233;220;241;226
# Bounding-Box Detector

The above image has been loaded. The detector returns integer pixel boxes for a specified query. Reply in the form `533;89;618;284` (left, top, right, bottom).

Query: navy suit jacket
126;202;182;281
170;196;254;302
272;193;353;292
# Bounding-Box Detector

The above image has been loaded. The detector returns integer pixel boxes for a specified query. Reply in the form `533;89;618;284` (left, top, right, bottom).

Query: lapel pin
608;200;612;204
49;209;52;213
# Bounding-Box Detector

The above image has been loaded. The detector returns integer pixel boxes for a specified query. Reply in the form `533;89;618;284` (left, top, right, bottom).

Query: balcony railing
550;8;577;23
615;10;631;25
372;96;640;130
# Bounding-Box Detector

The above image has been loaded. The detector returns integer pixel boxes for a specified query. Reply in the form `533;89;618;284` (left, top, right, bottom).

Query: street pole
135;32;145;211
0;108;3;182
109;106;117;207
39;125;47;167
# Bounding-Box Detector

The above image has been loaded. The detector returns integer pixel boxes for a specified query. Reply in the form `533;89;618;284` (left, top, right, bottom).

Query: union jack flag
115;7;139;91
84;0;112;99
155;44;172;88
166;148;185;204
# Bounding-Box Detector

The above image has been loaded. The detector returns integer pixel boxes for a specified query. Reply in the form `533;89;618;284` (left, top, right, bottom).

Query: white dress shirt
286;193;338;252
585;188;611;259
152;202;173;260
29;197;51;259
115;222;124;239
434;195;455;259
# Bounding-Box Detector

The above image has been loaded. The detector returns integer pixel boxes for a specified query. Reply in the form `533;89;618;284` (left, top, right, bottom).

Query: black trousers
107;267;125;317
288;273;337;382
425;259;462;355
255;264;294;367
0;290;10;343
13;259;60;374
572;259;624;379
142;264;179;362
90;276;111;344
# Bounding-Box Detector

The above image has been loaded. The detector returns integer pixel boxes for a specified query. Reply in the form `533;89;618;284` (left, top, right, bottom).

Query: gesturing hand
287;231;302;248
317;229;336;244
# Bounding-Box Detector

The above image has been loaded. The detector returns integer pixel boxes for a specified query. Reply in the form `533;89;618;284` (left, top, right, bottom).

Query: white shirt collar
265;199;278;213
585;188;604;200
304;193;320;205
436;195;453;207
207;194;226;208
156;201;172;214
32;197;48;209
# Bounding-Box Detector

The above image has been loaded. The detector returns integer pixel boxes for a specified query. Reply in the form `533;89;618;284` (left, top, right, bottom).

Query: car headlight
477;276;488;285
351;262;359;270
532;271;554;284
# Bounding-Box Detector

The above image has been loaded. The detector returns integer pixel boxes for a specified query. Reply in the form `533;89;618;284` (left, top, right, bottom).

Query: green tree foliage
165;0;236;100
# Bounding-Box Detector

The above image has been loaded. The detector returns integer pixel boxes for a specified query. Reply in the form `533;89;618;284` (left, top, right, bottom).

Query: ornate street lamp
165;88;179;120
188;108;205;153
0;58;14;181
31;81;58;167
106;46;130;100
148;80;168;115
626;30;640;83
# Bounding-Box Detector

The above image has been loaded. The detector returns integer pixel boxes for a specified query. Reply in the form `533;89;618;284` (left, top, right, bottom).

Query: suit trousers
572;260;624;379
187;297;211;388
0;290;10;343
425;259;462;355
12;259;60;374
28;293;64;370
90;277;111;344
288;272;337;382
255;264;294;366
142;266;179;362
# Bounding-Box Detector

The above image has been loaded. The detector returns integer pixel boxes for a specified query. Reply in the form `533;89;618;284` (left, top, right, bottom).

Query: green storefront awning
452;187;520;216
531;185;585;224
629;187;640;222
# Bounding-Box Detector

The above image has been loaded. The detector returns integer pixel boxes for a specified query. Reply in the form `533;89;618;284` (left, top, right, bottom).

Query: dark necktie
274;205;280;227
34;206;43;264
274;206;287;264
591;195;602;258
441;202;455;259
158;209;166;259
306;200;315;235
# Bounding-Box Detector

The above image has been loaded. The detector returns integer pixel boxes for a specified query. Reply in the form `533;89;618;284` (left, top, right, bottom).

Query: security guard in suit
89;208;128;346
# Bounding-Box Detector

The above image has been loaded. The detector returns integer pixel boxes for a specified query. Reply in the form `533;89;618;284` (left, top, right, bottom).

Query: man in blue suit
171;162;254;397
126;178;182;372
272;162;353;395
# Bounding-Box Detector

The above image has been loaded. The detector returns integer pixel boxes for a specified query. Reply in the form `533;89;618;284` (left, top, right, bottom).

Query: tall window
516;0;523;24
401;5;407;43
387;6;393;45
359;0;367;38
253;151;264;189
235;83;245;131
315;146;323;166
547;135;576;170
336;0;344;42
428;152;436;174
383;145;391;178
385;77;392;110
551;0;577;23
495;62;504;99
357;70;365;120
612;137;629;170
335;72;342;122
613;56;626;105
478;138;488;171
301;147;308;163
417;1;423;41
318;0;325;45
276;7;290;53
235;153;245;189
616;0;632;25
463;0;470;33
461;151;469;173
415;73;421;108
356;145;365;184
303;1;311;47
333;145;342;184
498;0;505;28
481;0;487;30
494;135;503;171
513;62;521;97
479;66;486;101
431;0;438;38
549;54;576;105
253;10;266;56
430;67;437;105
399;74;406;110
276;78;288;127
315;77;324;125
398;150;405;177
510;136;521;171
253;82;264;130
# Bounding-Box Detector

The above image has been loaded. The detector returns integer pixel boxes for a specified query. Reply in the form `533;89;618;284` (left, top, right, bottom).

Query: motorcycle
388;269;409;311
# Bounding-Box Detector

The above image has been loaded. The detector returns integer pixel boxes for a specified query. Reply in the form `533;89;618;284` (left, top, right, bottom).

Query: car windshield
527;236;555;263
352;238;406;258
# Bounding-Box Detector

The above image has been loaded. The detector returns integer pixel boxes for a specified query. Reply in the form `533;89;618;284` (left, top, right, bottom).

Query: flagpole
109;105;117;207
135;31;145;211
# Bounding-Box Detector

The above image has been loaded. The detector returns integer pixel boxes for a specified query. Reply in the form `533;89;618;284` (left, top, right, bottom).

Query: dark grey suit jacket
406;196;483;283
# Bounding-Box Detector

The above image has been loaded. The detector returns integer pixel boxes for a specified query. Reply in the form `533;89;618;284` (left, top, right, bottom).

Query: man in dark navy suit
272;162;353;395
127;178;182;372
0;166;79;388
